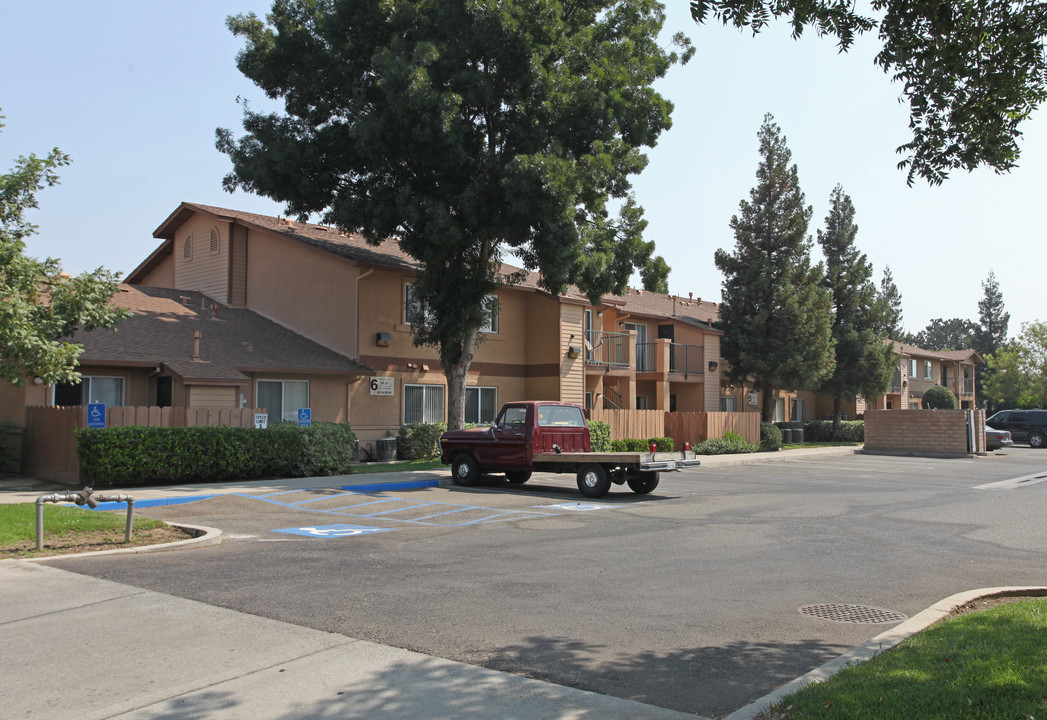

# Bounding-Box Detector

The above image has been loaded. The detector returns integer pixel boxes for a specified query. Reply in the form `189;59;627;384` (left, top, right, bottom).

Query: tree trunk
760;382;774;423
832;395;843;441
445;330;478;431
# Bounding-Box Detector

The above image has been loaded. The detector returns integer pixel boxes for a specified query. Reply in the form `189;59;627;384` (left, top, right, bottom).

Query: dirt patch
2;524;196;559
948;591;1047;617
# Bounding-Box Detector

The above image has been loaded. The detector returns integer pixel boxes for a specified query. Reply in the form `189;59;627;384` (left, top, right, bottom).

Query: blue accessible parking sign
87;403;106;429
297;408;311;427
271;523;395;539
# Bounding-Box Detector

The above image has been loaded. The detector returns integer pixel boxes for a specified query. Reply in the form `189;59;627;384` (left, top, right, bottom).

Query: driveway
47;449;1047;717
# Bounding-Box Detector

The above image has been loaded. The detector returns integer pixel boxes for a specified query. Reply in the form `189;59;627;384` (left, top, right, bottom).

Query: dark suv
986;410;1047;448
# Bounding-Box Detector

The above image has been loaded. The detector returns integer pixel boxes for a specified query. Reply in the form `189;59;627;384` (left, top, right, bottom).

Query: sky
2;1;1044;340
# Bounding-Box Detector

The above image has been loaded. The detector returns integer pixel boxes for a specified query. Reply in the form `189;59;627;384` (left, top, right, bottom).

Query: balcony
585;331;630;368
961;377;975;396
669;343;704;378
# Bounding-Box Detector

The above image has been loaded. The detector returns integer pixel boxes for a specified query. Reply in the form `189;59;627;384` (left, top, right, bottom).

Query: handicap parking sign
87;403;106;429
271;523;395;539
297;408;311;427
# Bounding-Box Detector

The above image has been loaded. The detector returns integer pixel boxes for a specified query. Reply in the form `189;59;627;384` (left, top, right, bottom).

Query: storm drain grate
799;603;908;624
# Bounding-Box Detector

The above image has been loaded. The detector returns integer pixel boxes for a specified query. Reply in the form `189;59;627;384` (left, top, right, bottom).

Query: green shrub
648;437;674;452
0;424;10;468
396;422;447;460
588;420;612;452
694;436;760;455
609;437;675;452
922;384;958;409
760;422;782;452
76;422;357;487
802;420;865;442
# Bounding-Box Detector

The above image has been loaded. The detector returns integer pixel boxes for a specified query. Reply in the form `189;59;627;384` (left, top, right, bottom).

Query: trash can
376;437;397;461
793;428;805;443
780;428;793;443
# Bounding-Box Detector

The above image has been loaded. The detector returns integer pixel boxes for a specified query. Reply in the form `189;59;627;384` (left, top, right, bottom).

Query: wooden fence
587;409;762;448
23;406;265;485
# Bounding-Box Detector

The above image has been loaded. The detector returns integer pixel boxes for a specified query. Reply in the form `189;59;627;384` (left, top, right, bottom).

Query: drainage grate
799;603;908;624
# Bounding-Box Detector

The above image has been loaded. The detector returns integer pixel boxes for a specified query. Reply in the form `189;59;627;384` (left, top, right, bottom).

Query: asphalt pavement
3;446;1044;719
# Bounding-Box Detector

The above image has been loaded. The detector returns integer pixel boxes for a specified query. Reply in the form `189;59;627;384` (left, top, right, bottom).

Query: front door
625;322;648;371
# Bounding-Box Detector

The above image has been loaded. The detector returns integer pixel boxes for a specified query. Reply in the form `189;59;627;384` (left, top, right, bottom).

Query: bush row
694;431;760;455
396;422;448;460
774;420;865;442
76;422;357;487
611;437;675;453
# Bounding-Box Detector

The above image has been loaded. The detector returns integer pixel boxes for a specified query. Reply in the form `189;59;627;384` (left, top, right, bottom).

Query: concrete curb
723;585;1047;720
25;522;223;563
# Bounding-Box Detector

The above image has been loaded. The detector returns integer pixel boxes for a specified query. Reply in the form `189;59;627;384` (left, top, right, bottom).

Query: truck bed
533;451;701;471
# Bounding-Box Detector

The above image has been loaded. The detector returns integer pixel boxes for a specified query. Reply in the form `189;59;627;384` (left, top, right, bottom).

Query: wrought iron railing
890;369;903;392
602;385;623;409
962;378;975;395
670;343;704;378
635;342;657;372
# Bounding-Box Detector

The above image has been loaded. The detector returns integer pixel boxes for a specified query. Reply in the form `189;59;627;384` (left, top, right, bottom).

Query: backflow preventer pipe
36;487;136;551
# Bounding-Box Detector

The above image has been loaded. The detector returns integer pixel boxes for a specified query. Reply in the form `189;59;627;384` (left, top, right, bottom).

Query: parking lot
49;449;1047;717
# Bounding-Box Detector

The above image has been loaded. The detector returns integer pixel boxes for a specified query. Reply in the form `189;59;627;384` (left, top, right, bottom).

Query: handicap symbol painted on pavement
541;502;617;512
271;523;396;538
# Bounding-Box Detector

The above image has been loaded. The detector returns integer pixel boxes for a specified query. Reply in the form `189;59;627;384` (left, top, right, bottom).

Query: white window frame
923;361;933;380
908;358;917;377
720;396;737;412
465;386;498;425
52;375;126;407
791;397;806;421
404;383;445;424
256;379;309;422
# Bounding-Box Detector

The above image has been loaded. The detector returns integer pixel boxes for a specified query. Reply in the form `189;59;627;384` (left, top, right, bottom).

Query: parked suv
986;410;1047;448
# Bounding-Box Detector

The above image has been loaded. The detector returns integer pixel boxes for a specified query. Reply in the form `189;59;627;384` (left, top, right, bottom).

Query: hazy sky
2;1;1043;339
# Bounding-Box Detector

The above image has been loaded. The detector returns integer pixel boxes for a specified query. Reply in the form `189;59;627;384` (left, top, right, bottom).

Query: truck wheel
577;464;611;498
505;470;532;484
1029;432;1046;448
626;472;660;495
451;454;481;486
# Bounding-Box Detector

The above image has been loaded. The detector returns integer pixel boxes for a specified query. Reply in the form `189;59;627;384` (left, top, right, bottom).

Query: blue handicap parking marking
542;502;617;512
271;523;396;538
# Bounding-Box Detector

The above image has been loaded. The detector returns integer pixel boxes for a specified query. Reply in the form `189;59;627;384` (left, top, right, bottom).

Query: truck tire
626;471;659;494
505;470;532;484
577;464;611;498
1029;432;1046;449
451;453;481;486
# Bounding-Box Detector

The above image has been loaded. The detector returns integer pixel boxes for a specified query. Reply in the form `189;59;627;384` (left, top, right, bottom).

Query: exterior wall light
708;361;718;372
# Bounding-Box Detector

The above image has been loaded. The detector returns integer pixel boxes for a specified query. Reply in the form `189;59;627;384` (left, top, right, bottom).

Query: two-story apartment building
862;343;982;412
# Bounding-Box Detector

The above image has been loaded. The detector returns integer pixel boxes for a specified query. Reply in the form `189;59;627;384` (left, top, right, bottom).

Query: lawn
761;597;1047;719
349;458;444;473
0;503;178;558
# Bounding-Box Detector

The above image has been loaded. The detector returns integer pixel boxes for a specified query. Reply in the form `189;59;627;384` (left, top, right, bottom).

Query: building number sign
370;377;394;396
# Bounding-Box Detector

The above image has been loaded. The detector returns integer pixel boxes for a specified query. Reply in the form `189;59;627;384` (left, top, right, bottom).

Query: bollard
36;487;136;551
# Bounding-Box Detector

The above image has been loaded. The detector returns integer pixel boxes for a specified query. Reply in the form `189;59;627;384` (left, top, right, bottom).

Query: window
209;227;220;255
720;396;737;412
923;361;933;380
480;295;499;333
636;395;648;410
465;386;497;424
257;380;309;422
772;398;785;423
537;405;585;427
404;384;444;424
585;391;593;410
908;358;917;377
910;402;920;409
791;398;806;421
499;406;528;429
183;234;192;260
53;376;125;407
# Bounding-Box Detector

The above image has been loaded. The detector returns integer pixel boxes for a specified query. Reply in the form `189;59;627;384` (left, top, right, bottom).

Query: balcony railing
635;342;657;372
962;377;975;396
890;369;902;392
585;331;630;368
669;343;704;378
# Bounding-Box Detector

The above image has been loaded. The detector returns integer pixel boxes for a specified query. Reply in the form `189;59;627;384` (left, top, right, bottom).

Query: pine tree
816;185;894;438
879;266;905;341
714;114;834;421
975;269;1010;412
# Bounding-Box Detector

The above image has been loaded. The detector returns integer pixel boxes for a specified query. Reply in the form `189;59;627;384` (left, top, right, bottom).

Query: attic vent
210;227;220;254
183;234;192;260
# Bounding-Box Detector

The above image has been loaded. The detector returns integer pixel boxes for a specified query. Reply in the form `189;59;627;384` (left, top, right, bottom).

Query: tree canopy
984;321;1047;409
218;0;689;428
912;317;977;351
714;114;834;421
0;112;127;386
690;1;1047;185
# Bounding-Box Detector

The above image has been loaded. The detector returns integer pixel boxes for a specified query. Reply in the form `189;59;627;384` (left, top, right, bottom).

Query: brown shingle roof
74;285;371;382
891;341;983;365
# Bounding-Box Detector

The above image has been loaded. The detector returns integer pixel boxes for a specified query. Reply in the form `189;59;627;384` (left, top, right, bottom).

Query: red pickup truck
439;401;700;498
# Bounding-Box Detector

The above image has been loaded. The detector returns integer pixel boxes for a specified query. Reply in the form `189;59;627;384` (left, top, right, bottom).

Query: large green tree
879;265;905;341
217;0;688;429
0;113;127;386
691;1;1047;185
914;317;977;351
984;321;1047;409
714;114;834;421
816;185;894;438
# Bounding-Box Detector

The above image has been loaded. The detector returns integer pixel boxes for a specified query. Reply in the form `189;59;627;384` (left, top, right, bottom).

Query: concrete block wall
864;409;985;456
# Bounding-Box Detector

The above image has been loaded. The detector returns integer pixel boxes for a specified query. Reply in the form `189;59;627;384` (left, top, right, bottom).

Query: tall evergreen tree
974;269;1010;412
816;185;894;438
714;114;834;421
914;318;977;351
879;266;905;340
217;0;690;429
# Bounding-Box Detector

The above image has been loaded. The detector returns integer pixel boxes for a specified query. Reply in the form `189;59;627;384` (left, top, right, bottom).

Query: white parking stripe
974;471;1047;490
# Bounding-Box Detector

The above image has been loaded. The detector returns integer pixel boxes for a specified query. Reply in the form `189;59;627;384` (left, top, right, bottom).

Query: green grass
0;503;166;546
348;458;444;474
768;598;1047;719
782;442;861;450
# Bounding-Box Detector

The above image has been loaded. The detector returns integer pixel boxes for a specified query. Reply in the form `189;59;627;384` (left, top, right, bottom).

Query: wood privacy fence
587;409;761;447
23;406;265;485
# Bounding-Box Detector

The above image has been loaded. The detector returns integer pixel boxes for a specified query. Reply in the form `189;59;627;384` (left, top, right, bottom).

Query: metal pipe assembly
36;487;136;551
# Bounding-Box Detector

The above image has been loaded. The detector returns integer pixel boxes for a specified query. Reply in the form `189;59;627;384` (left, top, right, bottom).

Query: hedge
610;437;675;452
397;422;447;460
588;421;612;452
76;422;357;487
760;422;782;452
694;434;760;455
777;420;865;442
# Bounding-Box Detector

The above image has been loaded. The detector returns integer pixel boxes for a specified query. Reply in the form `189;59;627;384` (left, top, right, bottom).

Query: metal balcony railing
670;343;704;378
635;342;657;372
890;369;903;392
962;377;975;396
602;385;623;409
585;331;630;368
